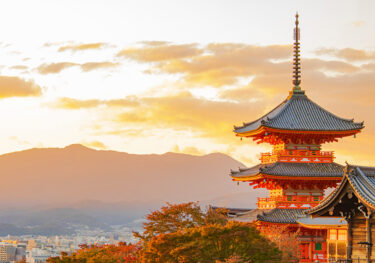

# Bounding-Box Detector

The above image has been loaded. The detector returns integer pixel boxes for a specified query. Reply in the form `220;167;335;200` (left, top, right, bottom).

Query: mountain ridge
0;144;264;208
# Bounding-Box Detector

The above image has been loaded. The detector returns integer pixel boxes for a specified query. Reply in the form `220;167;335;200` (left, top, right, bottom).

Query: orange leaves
46;242;141;263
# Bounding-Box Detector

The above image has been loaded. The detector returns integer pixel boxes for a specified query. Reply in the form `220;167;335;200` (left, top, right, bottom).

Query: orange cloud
10;65;28;70
119;42;365;88
82;140;108;149
115;92;266;140
315;47;375;61
0;76;42;98
172;145;206;155
352;20;365;27
37;61;119;74
80;62;120;72
52;97;139;109
117;43;203;62
58;42;105;52
37;62;77;74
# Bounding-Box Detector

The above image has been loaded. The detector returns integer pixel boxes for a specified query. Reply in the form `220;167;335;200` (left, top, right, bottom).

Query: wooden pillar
347;218;353;261
366;213;372;263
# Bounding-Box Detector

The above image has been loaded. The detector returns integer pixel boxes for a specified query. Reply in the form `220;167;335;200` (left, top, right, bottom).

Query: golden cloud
118;42;367;88
115;92;266;140
80;62;120;72
37;61;119;74
52;97;139;109
10;65;28;70
58;42;105;52
172;145;206;156
117;43;203;62
37;62;77;74
82;140;108;149
0;76;42;98
315;47;375;61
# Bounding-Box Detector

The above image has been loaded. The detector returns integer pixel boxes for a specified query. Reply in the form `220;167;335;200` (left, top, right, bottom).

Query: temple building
308;164;375;262
229;14;364;262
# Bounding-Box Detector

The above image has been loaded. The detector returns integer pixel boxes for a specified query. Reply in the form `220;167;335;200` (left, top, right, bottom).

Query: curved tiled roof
234;92;364;134
308;165;375;215
231;162;344;178
257;208;306;224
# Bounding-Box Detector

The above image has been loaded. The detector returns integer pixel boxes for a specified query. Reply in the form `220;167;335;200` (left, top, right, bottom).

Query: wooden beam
347;217;353;260
367;212;372;263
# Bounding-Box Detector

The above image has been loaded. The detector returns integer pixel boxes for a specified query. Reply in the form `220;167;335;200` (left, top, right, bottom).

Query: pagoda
230;14;364;262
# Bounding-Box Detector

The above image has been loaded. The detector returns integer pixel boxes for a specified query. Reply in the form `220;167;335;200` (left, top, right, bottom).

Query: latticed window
328;242;336;256
329;229;337;240
338;230;347;241
327;229;348;260
337;242;346;257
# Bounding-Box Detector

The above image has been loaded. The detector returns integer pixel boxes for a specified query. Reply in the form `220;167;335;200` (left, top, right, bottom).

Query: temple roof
231;162;344;179
234;92;364;134
308;165;375;215
296;217;347;229
257;208;305;224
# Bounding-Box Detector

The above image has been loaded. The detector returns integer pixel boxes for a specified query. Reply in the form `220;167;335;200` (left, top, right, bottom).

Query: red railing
260;150;334;164
257;195;324;209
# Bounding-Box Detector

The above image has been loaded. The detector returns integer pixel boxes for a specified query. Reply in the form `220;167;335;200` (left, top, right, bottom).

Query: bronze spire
292;13;303;94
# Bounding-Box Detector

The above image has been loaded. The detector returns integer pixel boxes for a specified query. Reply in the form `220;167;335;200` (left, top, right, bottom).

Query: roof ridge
348;167;375;201
233;98;289;130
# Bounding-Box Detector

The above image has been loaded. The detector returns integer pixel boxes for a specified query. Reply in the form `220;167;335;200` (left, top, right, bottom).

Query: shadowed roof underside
309;165;375;215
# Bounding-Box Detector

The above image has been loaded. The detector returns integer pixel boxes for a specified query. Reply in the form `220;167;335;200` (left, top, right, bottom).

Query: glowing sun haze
0;0;375;166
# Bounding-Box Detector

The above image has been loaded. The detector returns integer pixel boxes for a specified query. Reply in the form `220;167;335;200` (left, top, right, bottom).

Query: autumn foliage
46;242;139;263
47;202;284;263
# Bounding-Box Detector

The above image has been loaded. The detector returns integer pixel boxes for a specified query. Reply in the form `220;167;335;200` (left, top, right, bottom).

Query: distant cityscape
0;226;140;263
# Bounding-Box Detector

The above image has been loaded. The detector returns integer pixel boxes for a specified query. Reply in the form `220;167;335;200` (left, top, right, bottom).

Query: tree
46;242;140;263
136;202;283;263
261;225;300;263
134;202;227;243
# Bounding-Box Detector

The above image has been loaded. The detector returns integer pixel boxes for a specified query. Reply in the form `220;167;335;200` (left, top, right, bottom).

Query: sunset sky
1;0;375;166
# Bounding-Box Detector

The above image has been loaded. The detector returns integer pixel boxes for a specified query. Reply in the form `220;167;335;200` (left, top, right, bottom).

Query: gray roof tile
234;93;363;133
231;162;344;178
257;208;306;224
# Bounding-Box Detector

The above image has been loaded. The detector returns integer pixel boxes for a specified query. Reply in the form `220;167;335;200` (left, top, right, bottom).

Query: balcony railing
257;195;324;209
260;150;334;164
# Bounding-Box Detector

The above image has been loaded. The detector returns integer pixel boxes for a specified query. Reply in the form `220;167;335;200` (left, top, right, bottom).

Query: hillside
0;144;265;209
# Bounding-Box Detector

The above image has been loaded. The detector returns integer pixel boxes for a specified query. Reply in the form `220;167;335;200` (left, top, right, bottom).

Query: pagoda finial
292;12;303;94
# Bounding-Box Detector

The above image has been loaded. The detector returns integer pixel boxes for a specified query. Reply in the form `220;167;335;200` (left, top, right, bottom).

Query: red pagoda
230;14;364;262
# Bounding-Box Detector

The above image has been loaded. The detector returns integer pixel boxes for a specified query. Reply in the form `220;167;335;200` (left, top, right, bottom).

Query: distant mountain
0;144;266;233
0;144;264;208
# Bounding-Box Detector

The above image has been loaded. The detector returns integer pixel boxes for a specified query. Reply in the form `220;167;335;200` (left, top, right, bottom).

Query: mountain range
0;144;266;233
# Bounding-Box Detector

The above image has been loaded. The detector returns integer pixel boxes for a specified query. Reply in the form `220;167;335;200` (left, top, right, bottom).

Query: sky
0;0;375;166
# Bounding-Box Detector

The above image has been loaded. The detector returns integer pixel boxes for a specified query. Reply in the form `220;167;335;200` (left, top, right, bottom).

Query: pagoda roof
234;92;364;135
308;165;375;216
231;162;344;180
257;208;305;224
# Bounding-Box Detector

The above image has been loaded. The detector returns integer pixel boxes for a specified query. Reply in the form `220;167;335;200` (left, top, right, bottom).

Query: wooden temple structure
308;165;375;262
230;14;364;262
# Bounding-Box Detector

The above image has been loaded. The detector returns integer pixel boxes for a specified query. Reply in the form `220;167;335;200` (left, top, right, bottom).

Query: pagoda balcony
260;150;334;164
257;195;324;209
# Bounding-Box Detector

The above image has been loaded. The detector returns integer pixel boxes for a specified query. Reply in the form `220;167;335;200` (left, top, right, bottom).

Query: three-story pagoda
230;14;364;261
